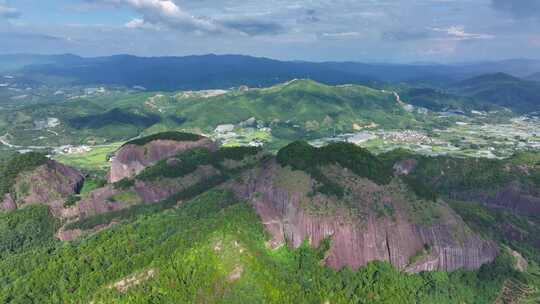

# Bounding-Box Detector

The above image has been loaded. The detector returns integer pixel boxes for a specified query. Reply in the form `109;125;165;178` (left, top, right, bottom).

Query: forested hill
3;54;540;91
451;73;540;113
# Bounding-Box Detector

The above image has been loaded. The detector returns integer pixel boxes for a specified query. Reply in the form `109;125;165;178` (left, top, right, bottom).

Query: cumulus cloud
97;0;220;32
492;0;540;21
91;0;283;36
0;3;20;19
125;18;161;30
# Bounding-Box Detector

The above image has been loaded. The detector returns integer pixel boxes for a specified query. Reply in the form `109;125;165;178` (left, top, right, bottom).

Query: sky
0;0;540;63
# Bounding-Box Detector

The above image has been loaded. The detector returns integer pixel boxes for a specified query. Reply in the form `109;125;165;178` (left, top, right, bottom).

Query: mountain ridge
4;53;540;90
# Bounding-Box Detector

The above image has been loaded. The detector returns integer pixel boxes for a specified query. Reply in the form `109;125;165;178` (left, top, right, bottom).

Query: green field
54;143;122;173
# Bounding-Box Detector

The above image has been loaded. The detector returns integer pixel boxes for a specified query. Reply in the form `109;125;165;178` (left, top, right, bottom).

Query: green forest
0;190;536;303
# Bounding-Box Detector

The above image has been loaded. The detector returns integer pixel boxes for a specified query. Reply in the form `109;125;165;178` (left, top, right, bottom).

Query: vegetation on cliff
0;152;48;197
0;190;534;303
70;146;262;231
138;146;261;181
380;149;540;197
124;131;203;147
277;141;391;197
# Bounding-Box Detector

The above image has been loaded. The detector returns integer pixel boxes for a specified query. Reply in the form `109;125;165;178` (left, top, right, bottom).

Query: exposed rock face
1;160;84;215
1;193;16;211
133;165;221;203
467;183;540;216
393;159;417;176
108;138;217;183
393;158;540;216
62;165;221;220
62;185;121;219
230;160;498;272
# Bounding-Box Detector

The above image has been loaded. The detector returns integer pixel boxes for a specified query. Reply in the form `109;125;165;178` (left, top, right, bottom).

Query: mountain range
3;54;540;90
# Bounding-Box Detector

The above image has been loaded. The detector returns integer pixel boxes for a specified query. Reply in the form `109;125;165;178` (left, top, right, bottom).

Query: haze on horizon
1;0;540;63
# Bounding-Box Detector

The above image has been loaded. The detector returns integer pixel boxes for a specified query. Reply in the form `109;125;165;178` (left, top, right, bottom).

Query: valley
1;78;538;171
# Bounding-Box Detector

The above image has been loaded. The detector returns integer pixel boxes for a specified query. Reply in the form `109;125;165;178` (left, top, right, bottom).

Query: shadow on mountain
68;108;161;130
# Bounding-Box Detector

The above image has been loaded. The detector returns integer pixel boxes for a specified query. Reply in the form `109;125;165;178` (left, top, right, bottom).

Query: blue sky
1;0;540;62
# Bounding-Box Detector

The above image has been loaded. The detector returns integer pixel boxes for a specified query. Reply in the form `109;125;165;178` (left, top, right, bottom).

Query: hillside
397;87;496;112
0;133;538;303
174;79;418;135
451;73;540;113
0;190;527;303
0;80;423;147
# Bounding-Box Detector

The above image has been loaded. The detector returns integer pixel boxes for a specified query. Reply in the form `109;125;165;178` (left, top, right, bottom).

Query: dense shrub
277;141;391;197
138;146;261;181
0;205;59;257
124;131;202;146
379;150;540;198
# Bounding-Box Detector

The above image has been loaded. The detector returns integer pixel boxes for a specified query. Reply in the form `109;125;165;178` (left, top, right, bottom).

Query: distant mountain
526;72;540;82
15;54;376;90
398;87;495;112
451;73;540;113
3;53;540;90
0;54;81;73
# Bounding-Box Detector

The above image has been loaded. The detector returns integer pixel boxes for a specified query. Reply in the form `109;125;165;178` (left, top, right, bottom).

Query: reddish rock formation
471;183;540;216
61;185;122;219
393;159;417;176
108;138;217;183
230;160;498;272
1;193;16;211
61;165;221;220
1;160;84;216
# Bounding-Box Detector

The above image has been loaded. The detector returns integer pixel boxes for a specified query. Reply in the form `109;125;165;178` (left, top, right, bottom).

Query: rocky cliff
392;157;540;216
229;159;498;272
108;137;217;183
0;160;84;216
454;182;540;216
62;165;221;220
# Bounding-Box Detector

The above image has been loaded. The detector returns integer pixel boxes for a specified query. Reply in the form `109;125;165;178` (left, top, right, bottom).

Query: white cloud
322;31;363;38
96;0;222;33
95;0;283;36
0;4;20;19
432;25;495;40
125;17;160;30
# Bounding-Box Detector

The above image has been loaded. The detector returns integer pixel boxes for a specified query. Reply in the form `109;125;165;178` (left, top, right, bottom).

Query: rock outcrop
459;182;540;216
108;137;217;183
1;160;84;216
229;160;498;272
62;165;222;220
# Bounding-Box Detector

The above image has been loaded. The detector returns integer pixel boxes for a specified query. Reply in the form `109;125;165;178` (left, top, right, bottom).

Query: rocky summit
108;132;217;183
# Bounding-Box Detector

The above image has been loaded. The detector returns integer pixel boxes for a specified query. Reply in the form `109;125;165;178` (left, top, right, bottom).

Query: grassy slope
54;142;121;173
